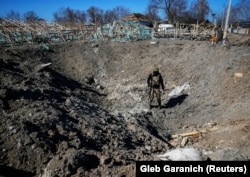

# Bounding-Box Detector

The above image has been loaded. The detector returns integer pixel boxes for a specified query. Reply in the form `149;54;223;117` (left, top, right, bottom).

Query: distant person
210;26;217;46
210;25;223;46
216;26;223;43
147;65;165;109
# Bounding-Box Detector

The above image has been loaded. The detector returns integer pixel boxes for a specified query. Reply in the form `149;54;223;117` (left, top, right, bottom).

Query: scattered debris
171;127;218;139
35;63;52;72
234;72;243;83
155;147;203;161
150;41;159;45
168;82;190;97
0;35;249;176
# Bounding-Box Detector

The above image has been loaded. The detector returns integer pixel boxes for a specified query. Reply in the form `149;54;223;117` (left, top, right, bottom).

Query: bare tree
103;10;115;24
147;0;187;23
53;7;86;23
112;6;130;21
145;4;160;29
53;8;64;22
87;6;104;26
179;10;197;23
190;0;210;22
5;10;21;20
23;11;42;22
53;7;76;22
104;6;130;24
53;8;61;22
171;0;187;22
75;10;87;23
230;0;250;23
147;0;171;22
64;7;76;22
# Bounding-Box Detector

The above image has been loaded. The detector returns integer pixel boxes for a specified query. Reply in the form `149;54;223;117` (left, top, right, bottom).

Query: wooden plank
171;127;218;138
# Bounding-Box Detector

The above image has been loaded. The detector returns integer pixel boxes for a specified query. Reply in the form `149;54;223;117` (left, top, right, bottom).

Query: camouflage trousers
148;88;161;108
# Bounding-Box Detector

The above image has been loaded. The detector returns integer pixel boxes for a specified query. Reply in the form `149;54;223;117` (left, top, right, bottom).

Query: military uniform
147;66;165;109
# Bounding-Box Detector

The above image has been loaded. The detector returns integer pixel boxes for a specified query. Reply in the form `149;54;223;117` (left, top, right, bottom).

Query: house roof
122;13;149;21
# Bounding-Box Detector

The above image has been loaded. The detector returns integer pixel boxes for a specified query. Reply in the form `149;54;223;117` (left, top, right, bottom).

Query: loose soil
0;33;250;177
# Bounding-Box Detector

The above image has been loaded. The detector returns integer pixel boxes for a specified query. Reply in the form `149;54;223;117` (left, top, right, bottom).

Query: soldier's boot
158;100;161;109
148;98;152;109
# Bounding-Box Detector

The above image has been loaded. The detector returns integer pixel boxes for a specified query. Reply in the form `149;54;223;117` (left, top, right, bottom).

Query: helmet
153;65;159;72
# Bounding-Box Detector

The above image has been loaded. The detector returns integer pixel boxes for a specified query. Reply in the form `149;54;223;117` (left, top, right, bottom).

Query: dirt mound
0;34;249;176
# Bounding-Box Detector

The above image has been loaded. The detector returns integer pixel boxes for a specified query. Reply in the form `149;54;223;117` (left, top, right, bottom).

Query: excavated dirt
0;33;250;177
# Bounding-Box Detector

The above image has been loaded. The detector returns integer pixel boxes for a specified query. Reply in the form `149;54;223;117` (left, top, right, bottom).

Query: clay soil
0;33;250;177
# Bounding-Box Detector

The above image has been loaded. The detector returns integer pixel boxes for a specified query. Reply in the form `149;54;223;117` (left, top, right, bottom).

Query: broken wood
234;72;243;78
234;72;243;83
35;63;52;72
171;127;218;138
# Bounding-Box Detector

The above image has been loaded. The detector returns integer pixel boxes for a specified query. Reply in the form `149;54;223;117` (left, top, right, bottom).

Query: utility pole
212;13;216;26
223;0;232;45
221;4;226;28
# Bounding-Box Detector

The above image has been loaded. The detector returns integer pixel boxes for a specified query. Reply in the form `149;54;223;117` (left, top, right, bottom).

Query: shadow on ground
0;165;35;177
163;94;188;109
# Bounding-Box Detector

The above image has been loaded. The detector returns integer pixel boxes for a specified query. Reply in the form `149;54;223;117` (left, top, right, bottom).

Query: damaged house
99;13;153;41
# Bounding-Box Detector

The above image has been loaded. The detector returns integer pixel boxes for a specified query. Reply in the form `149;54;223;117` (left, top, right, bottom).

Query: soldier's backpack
152;74;160;87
